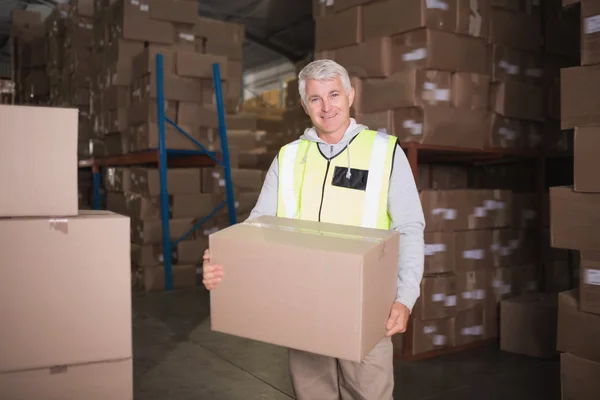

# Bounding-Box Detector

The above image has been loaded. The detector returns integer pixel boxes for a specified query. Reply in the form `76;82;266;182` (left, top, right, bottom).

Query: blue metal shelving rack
78;54;237;291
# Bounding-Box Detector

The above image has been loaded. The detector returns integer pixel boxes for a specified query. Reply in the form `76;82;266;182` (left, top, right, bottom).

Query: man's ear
347;87;356;108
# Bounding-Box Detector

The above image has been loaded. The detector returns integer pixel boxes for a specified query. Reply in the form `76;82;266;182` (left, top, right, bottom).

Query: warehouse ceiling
0;0;314;72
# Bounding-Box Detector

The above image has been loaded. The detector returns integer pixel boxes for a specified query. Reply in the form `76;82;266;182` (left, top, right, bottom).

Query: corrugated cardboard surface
451;72;490;111
0;358;133;400
209;216;399;362
315;6;362;51
561;65;600;130
574;126;600;193
0;104;78;217
424;231;455;275
453;306;485;346
363;0;456;41
558;289;600;362
413;274;457;320
581;252;600;315
500;293;558;358
561;353;600;400
0;211;132;373
335;37;392;78
393;106;486;149
488;7;541;51
489;79;544;121
550;186;600;251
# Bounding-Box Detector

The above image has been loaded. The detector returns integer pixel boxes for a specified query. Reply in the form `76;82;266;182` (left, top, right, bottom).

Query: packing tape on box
242;221;385;244
433;335;447;346
468;0;483;37
49;218;69;234
424;325;437;334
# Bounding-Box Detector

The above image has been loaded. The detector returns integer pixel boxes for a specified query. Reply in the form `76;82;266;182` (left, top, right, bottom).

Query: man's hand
385;302;410;337
202;249;224;290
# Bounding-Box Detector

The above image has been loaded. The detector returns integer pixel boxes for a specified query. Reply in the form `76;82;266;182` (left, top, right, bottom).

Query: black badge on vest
331;166;369;191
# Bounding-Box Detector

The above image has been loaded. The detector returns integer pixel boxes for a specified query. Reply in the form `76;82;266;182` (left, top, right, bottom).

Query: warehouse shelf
396;141;562;361
78;53;237;292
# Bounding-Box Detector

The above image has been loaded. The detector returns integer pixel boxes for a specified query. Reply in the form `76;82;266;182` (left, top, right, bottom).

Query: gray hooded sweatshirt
246;118;425;311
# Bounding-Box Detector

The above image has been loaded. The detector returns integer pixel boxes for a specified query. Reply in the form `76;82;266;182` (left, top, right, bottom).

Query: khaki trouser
288;336;394;400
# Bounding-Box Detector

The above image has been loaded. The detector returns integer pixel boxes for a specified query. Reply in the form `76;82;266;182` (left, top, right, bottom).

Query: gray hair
298;59;352;104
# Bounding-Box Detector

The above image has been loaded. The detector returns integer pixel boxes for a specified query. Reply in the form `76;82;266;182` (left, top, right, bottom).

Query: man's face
302;76;355;135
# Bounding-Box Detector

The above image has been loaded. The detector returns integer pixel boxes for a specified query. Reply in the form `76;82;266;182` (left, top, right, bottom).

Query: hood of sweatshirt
297;118;368;180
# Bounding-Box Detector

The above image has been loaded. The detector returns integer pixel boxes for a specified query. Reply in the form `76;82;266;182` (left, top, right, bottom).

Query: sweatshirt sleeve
246;156;279;220
388;144;425;312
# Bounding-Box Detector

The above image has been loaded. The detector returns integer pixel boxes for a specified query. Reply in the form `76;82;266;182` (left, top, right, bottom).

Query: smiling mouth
322;114;337;120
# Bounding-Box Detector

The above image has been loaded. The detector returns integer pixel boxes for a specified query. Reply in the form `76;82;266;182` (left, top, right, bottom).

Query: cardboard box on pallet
0;211;131;379
209;215;399;362
0;105;78;217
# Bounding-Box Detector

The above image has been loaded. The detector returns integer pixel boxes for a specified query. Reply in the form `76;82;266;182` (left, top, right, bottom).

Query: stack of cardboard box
10;9;49;104
311;0;573;151
45;4;71;106
550;0;600;395
0;104;132;397
402;185;539;356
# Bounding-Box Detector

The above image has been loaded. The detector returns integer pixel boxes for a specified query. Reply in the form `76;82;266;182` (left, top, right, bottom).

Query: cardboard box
393;106;486;149
177;102;219;129
456;270;489;311
335;37;392;78
315;6;362;51
175;51;228;79
487;113;526;149
0;104;78;217
550;186;600;251
363;0;456;41
429;165;470;189
209;216;399;362
413;274;458;320
490;267;516;303
500;293;558;358
410;317;454;355
451;72;490;111
193;16;245;45
424;231;455;275
561;353;600;400
453;230;493;272
128;193;218;220
360;70;451;113
0;358;133;400
131;218;195;245
392;29;487;74
453;306;485;346
561;65;600;130
512;263;540;295
0;211;131;373
558;289;600;361
420;189;512;232
147;0;197;24
574;126;600;193
130;167;202;196
581;252;600;315
488;7;542;51
489;80;544;121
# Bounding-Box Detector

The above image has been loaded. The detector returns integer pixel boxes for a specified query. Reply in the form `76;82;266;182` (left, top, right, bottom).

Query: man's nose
321;98;330;112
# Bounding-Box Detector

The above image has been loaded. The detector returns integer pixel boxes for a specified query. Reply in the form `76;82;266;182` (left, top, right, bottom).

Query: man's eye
331;93;338;97
311;98;319;103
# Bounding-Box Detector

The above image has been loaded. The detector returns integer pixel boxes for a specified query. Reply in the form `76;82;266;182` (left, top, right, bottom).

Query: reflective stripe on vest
276;130;397;230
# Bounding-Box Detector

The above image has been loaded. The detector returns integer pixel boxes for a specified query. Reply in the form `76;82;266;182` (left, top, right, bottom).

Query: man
202;59;425;400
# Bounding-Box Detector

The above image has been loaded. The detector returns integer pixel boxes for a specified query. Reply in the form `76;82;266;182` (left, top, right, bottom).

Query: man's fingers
386;309;400;329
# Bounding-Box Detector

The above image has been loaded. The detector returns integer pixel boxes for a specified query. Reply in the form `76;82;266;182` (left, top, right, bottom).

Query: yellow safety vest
276;129;398;230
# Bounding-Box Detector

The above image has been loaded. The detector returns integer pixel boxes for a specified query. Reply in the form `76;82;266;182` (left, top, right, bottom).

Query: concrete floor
132;288;561;400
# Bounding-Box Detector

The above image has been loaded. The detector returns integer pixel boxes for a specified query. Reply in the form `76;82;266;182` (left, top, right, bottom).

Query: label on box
444;295;456;307
402;48;427;62
462;291;472;300
432;208;457;220
584;269;600;286
424;325;437;334
403;119;424;136
473;289;485;300
426;0;450;10
424;243;447;256
434;89;450;101
424;82;437;91
140;4;149;12
433;335;446;346
498;127;517;140
474;207;487;217
502;284;512;295
492;279;502;288
432;293;445;302
585;16;600;34
180;33;195;42
463;249;484;260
